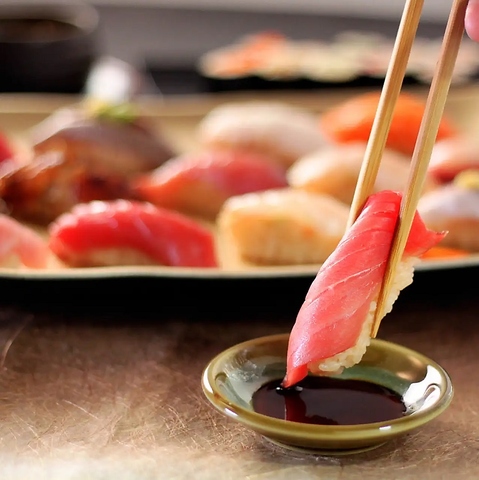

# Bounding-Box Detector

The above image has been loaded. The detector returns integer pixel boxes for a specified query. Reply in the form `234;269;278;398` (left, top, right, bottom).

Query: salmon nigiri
283;190;444;388
319;92;457;156
133;149;288;219
48;200;218;268
0;214;50;268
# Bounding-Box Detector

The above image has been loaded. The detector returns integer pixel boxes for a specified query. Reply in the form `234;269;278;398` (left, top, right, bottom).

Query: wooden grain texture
0;268;476;479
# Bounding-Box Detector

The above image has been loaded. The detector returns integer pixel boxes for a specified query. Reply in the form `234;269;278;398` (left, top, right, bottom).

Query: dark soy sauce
252;377;406;425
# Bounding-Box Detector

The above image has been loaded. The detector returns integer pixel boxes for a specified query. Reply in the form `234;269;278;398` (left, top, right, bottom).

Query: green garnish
84;99;139;124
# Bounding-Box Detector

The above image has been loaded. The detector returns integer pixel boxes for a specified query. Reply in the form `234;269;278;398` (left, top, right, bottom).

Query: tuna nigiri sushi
0;214;50;269
48;200;218;268
319;92;457;156
133;149;288;219
283;190;444;387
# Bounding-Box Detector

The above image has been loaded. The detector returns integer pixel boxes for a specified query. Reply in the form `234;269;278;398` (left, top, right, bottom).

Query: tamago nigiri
283;190;445;388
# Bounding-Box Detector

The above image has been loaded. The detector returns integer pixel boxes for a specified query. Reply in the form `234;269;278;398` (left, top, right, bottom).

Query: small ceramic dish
202;333;453;455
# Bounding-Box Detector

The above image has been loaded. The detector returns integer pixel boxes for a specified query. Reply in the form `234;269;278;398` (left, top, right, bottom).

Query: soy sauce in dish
252;376;406;425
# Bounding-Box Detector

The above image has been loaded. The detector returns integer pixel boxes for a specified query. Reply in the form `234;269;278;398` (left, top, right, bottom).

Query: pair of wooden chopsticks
346;0;469;338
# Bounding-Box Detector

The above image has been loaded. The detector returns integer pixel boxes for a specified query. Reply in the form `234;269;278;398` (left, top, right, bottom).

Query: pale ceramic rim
0;252;478;281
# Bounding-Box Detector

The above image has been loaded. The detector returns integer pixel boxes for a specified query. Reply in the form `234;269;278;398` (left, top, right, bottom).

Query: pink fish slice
133;149;288;218
0;214;49;269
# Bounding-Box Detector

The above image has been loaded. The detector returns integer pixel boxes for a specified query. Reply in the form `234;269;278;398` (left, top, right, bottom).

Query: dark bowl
0;1;99;93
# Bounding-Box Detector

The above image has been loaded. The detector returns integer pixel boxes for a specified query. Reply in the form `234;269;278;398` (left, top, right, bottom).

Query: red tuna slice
48;200;218;268
133;149;288;218
284;190;445;387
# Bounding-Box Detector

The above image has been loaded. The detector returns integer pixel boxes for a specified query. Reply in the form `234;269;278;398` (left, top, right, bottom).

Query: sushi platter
0;86;479;281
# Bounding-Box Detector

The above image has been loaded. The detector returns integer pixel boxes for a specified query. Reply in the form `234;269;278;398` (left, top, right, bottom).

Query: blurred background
1;0;477;95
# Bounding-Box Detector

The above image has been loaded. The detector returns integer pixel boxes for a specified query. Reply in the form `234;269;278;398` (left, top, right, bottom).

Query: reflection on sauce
252;377;406;425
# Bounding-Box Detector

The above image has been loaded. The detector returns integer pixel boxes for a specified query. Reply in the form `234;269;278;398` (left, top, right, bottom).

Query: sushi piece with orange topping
319;91;457;156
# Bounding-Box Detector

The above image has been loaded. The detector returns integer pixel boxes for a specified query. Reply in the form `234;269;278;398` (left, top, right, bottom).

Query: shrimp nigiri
133;149;288;219
0;214;50;268
283;190;444;388
48;200;218;268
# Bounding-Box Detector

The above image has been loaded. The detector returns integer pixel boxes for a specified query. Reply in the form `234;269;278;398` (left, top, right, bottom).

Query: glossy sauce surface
252;376;406;425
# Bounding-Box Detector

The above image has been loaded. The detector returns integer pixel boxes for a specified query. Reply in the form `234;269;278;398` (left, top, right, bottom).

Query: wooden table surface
0;265;476;480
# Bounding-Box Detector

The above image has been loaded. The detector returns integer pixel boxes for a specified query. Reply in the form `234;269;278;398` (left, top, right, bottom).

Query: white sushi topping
419;186;479;219
309;256;419;375
197;101;326;162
